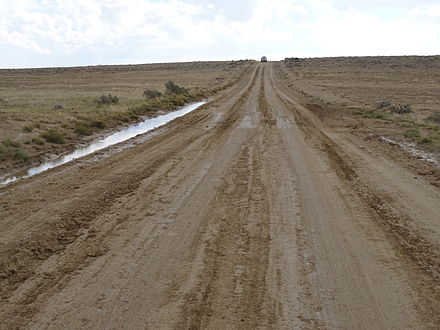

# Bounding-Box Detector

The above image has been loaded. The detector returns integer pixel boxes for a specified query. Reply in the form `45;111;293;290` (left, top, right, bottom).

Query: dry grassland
0;61;253;174
280;56;440;153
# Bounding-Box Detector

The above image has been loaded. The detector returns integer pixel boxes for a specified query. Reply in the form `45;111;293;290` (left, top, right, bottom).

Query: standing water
0;101;207;186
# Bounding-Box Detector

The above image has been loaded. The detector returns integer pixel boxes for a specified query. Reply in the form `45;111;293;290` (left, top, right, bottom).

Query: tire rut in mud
176;75;276;329
273;79;440;325
0;64;262;329
0;134;203;328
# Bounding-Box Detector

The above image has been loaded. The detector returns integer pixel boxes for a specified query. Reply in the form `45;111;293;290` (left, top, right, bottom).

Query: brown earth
280;56;440;155
0;62;439;329
0;61;252;175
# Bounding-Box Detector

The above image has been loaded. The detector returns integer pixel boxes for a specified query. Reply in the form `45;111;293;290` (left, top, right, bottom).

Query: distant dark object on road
261;56;267;62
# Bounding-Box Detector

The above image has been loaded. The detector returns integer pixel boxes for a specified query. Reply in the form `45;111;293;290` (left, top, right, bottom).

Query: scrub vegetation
0;60;253;173
281;56;440;152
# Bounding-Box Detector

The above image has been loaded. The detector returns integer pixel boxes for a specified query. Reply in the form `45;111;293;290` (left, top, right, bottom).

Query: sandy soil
0;62;439;329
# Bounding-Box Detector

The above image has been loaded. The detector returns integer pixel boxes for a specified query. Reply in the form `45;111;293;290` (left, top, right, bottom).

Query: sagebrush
427;111;440;124
41;130;65;144
165;81;187;95
391;104;412;114
143;89;162;99
97;94;119;105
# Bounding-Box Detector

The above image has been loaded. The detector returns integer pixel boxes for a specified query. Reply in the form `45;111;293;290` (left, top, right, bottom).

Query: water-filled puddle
380;136;440;167
1;101;207;186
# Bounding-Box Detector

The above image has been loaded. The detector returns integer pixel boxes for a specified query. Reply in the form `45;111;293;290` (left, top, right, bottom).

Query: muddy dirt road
1;63;439;329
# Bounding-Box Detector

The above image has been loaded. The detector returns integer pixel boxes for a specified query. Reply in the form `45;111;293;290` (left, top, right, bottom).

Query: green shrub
130;93;193;117
89;120;105;129
0;145;5;161
419;136;433;144
169;94;186;106
362;111;390;120
399;122;413;128
32;137;44;145
22;123;41;133
23;124;34;133
165;81;187;95
427;111;440;124
376;100;392;109
143;89;162;99
191;90;208;99
129;106;148;116
110;112;131;123
391;104;412;114
404;129;420;139
14;148;29;160
97;94;119;105
2;138;21;148
74;124;91;135
41;129;65;144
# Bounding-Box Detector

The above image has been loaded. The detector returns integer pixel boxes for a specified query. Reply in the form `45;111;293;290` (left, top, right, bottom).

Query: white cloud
410;4;440;19
0;0;439;67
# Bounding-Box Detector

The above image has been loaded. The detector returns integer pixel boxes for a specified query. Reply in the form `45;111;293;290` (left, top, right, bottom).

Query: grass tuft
97;94;119;105
404;129;420;139
427;111;440;124
41;129;65;144
165;81;187;95
22;125;34;133
22;123;41;133
14;149;29;160
0;145;6;161
376;100;392;109
362;111;390;120
89;120;105;129
2;138;21;148
418;136;434;145
74;124;91;136
399;122;414;128
143;89;162;99
32;137;44;145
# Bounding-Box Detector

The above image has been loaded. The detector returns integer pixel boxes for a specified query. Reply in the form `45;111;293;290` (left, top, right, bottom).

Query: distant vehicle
261;56;267;62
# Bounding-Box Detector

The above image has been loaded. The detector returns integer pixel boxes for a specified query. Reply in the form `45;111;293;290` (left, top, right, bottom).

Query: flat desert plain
0;57;439;329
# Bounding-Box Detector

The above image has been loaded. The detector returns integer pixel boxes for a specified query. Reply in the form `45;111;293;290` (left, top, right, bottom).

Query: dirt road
0;63;439;329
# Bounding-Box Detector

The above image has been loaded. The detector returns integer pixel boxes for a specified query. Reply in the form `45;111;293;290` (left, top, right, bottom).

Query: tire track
0;65;262;329
175;70;276;329
1;62;437;329
276;85;440;284
270;64;440;327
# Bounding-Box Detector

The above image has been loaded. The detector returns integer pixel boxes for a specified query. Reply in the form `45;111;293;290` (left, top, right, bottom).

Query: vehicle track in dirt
0;63;439;329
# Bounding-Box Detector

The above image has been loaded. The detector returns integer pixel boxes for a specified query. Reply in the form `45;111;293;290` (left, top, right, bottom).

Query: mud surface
1;101;207;186
0;63;439;329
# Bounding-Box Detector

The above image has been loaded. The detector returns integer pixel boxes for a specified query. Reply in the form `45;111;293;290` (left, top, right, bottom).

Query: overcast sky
1;0;439;68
